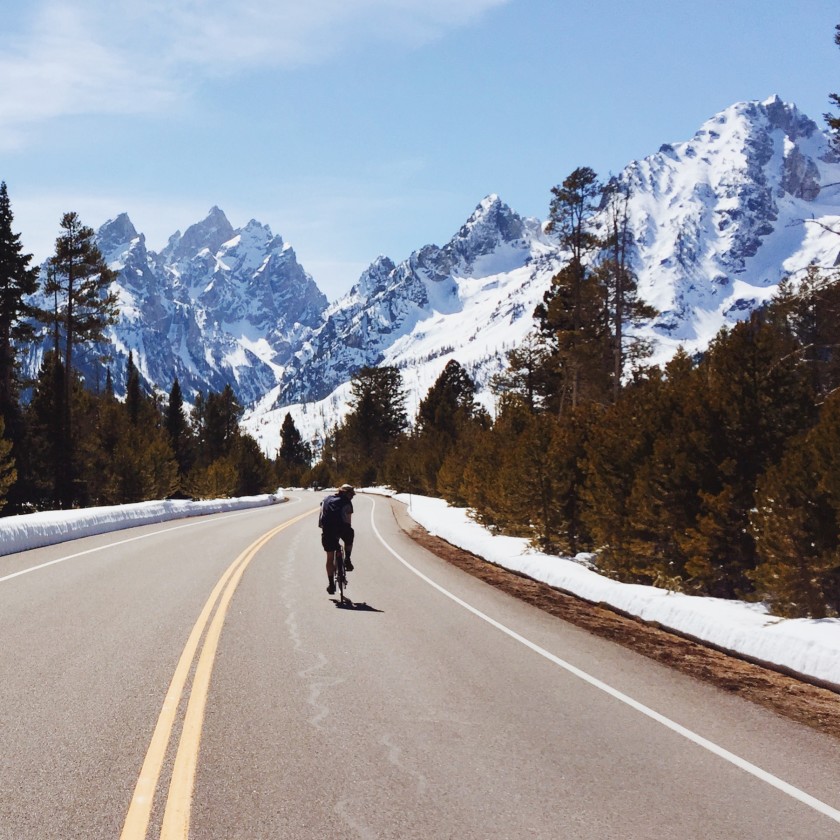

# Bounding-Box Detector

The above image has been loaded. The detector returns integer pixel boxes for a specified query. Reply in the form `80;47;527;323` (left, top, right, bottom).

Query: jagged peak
448;194;525;256
356;255;397;295
243;218;273;236
760;95;818;140
703;96;818;142
97;213;144;265
99;212;138;242
465;194;508;224
631;96;827;187
369;254;396;271
166;206;235;261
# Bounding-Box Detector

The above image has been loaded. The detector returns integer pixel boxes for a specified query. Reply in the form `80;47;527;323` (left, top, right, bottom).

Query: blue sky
2;0;839;300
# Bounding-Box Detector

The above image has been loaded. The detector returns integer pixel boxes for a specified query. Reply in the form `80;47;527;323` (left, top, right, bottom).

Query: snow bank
390;492;840;692
0;492;285;556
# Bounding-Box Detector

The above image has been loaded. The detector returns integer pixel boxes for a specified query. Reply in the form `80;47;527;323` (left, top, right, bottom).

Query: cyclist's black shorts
321;529;341;552
321;525;354;554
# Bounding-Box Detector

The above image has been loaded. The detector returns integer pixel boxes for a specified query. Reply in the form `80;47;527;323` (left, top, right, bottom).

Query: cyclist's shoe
344;558;354;572
326;579;336;595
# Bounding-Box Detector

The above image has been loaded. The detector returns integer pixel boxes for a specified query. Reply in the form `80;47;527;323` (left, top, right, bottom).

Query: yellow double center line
120;509;316;840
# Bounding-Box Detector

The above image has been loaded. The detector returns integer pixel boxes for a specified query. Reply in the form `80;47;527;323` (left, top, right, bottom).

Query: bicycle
334;544;348;602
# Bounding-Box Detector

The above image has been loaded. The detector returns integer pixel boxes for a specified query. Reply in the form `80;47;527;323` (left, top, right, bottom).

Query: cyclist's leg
322;531;339;590
341;524;355;570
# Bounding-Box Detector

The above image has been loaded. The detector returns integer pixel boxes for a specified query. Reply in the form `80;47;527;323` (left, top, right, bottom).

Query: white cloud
0;3;175;142
0;0;509;146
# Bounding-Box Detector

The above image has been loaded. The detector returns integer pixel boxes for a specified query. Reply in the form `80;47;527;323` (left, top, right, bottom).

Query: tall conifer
278;412;311;485
0;182;38;481
41;212;118;506
165;378;193;477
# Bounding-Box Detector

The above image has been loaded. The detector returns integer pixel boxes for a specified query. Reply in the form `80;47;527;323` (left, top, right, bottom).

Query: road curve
0;491;838;839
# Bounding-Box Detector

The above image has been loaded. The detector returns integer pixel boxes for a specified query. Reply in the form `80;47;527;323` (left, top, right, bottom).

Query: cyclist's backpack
319;494;345;530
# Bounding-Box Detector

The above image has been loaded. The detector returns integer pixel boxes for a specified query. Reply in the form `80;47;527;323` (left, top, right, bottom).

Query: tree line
0;184;278;511
306;167;840;620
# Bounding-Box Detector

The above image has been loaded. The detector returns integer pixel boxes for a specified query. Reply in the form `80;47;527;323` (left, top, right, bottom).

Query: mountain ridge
24;96;840;453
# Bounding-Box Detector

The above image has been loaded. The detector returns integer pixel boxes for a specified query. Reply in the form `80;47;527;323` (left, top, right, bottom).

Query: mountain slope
244;97;840;452
276;195;556;406
625;95;840;352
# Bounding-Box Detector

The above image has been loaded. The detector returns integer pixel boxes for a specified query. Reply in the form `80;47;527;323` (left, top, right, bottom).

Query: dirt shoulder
389;500;840;741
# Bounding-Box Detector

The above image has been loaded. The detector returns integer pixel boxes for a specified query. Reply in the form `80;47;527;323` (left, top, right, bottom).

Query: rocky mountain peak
164;206;235;263
447;195;526;266
354;255;397;298
97;213;142;264
761;94;818;141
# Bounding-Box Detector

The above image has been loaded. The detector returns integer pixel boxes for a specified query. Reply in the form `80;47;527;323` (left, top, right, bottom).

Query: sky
2;1;839;301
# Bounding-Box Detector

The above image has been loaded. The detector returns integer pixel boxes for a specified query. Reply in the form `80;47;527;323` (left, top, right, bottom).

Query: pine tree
774;267;840;399
84;382;124;503
581;372;666;567
189;456;239;500
0;182;38;448
537;167;610;412
0;415;16;512
125;351;142;426
407;359;483;494
617;350;712;588
751;394;840;618
234;434;274;496
491;406;591;553
457;394;530;531
195;384;242;464
825;24;840;152
278;412;312;483
41;212;118;506
678;313;816;596
44;212;118;382
21;352;68;507
417;360;480;434
335;366;407;485
490;334;555;413
165;378;193;478
596;179;657;400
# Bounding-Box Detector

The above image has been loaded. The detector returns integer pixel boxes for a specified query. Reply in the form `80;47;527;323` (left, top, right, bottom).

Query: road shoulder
387;497;840;741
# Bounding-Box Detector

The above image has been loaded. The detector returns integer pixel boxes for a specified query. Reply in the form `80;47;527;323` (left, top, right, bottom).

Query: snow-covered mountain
29;207;327;405
623;95;840;356
246;97;840;452
276;195;557;405
26;96;840;454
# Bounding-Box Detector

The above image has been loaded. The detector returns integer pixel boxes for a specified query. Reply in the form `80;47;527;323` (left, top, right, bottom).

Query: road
0;491;838;839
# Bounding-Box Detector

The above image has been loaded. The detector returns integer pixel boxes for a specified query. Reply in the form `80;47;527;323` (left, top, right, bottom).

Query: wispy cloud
0;0;509;147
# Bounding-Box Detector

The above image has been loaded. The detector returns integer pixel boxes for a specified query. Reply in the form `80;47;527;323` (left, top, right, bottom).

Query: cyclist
319;483;355;594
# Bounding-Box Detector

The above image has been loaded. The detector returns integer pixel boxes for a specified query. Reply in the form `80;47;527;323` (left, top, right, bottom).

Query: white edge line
370;498;840;826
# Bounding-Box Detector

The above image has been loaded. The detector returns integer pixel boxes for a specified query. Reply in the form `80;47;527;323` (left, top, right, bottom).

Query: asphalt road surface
1;491;838;839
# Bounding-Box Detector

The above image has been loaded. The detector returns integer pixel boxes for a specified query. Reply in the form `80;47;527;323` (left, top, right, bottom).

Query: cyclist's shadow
332;597;383;612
